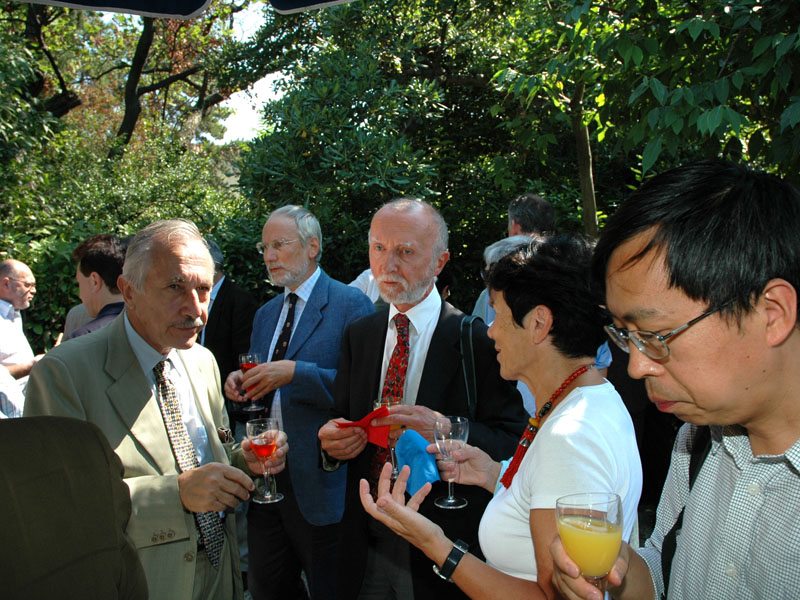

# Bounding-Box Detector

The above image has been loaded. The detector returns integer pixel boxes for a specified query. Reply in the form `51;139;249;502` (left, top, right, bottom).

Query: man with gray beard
225;205;374;600
319;199;526;600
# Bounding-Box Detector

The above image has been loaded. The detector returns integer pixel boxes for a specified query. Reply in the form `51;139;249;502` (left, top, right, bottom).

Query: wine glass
374;395;402;479
555;492;623;591
433;416;469;509
239;352;263;413
246;418;284;504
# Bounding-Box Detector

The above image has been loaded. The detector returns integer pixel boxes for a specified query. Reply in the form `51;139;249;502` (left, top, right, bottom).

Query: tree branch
137;65;202;95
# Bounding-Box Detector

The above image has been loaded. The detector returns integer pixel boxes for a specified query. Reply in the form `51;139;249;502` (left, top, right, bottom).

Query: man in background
66;234;127;340
0;259;42;404
201;238;258;434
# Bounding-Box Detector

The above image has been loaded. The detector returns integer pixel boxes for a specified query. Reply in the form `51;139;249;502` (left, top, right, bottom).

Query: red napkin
335;406;390;448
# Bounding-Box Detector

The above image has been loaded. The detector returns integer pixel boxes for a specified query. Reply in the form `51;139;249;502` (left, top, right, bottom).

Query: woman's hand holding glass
427;441;501;494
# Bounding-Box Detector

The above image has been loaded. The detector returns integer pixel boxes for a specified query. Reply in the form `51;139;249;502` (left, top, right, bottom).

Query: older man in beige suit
25;219;287;600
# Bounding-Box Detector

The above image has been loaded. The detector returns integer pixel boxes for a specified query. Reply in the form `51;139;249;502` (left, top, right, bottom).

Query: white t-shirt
478;381;642;581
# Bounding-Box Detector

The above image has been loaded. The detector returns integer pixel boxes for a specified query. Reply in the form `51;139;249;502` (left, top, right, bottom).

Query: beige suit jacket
25;315;243;600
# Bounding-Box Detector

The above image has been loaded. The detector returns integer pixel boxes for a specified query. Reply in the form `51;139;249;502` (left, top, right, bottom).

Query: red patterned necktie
368;313;410;497
154;360;225;568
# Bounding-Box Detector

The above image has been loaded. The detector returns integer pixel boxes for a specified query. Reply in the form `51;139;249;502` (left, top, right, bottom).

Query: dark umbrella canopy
15;0;353;19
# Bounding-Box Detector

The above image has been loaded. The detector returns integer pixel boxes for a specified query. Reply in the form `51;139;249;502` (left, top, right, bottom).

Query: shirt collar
124;313;173;375
718;424;800;471
287;266;321;304
210;275;225;302
0;299;18;320
388;285;441;334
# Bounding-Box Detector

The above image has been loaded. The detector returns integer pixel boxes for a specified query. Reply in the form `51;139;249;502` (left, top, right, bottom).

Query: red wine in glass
239;352;263;412
250;438;277;460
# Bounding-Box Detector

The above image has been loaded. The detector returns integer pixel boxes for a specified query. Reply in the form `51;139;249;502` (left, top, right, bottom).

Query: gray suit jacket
24;316;243;600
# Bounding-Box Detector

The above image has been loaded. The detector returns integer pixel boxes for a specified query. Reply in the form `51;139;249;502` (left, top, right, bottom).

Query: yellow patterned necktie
154;359;225;568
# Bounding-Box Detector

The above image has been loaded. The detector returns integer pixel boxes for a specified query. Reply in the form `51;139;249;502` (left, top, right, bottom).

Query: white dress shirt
379;286;442;405
0;299;34;394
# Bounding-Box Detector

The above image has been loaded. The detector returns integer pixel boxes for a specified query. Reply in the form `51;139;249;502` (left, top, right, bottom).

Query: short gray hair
373;198;449;256
123;219;210;291
483;235;535;266
269;205;323;264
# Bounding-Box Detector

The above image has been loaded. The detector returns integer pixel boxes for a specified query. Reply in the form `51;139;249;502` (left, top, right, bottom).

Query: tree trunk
570;81;598;238
109;17;155;160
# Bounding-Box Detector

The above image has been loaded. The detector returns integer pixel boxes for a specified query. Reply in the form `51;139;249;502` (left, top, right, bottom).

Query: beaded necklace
499;364;589;488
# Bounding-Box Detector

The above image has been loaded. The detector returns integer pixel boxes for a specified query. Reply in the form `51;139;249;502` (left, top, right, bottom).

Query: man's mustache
172;318;204;328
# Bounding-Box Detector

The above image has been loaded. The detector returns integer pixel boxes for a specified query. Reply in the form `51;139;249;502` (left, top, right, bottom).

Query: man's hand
241;431;288;475
375;404;444;443
550;537;632;600
8;354;44;379
224;369;244;402
240;360;295;401
428;442;500;493
177;462;255;513
318;418;368;461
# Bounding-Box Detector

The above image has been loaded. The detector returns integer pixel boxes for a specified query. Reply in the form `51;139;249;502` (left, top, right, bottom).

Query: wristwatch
432;539;469;582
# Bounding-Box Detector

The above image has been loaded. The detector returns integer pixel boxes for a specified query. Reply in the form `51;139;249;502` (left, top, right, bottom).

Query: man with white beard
319;198;526;600
225;205;373;600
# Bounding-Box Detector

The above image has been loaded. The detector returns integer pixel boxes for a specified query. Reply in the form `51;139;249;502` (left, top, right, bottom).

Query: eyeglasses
256;239;298;254
605;303;731;360
9;278;36;291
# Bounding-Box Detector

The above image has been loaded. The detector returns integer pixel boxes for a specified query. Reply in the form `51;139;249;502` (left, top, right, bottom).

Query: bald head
368;198;450;311
0;259;36;310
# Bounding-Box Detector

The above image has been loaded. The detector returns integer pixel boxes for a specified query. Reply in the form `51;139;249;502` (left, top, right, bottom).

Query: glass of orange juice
556;492;623;590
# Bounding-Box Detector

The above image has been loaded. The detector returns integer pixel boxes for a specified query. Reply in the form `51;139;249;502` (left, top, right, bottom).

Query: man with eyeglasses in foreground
551;159;800;600
224;205;373;599
0;259;44;410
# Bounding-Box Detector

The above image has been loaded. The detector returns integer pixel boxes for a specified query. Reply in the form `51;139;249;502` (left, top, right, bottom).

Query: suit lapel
285;271;329;360
104;318;177;474
417;301;461;410
175;349;227;464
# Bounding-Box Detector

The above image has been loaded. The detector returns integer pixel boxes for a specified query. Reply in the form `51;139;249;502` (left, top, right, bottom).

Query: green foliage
0;127;266;351
495;0;800;180
0;32;58;184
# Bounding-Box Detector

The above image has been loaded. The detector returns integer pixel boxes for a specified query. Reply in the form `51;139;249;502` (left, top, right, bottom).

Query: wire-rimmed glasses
604;302;731;360
256;239;298;254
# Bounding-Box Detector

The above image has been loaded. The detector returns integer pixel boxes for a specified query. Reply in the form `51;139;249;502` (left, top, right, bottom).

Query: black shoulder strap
459;315;479;422
660;425;711;598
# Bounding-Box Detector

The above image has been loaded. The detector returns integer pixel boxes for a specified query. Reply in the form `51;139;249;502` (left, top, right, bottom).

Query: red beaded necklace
499;364;589;488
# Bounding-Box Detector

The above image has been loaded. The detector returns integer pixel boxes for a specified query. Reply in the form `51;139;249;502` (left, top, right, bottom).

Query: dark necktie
368;313;410;496
264;293;298;411
154;360;225;568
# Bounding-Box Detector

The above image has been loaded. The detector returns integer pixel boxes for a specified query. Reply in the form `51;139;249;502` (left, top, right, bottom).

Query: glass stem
447;479;455;500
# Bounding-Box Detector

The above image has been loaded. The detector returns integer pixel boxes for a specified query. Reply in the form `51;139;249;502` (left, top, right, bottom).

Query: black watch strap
432;539;469;582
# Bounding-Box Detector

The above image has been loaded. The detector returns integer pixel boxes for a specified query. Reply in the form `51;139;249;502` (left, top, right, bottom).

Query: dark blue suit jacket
250;269;374;526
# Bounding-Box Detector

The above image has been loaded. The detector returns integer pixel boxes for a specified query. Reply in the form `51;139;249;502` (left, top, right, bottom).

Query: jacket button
184;551;195;562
